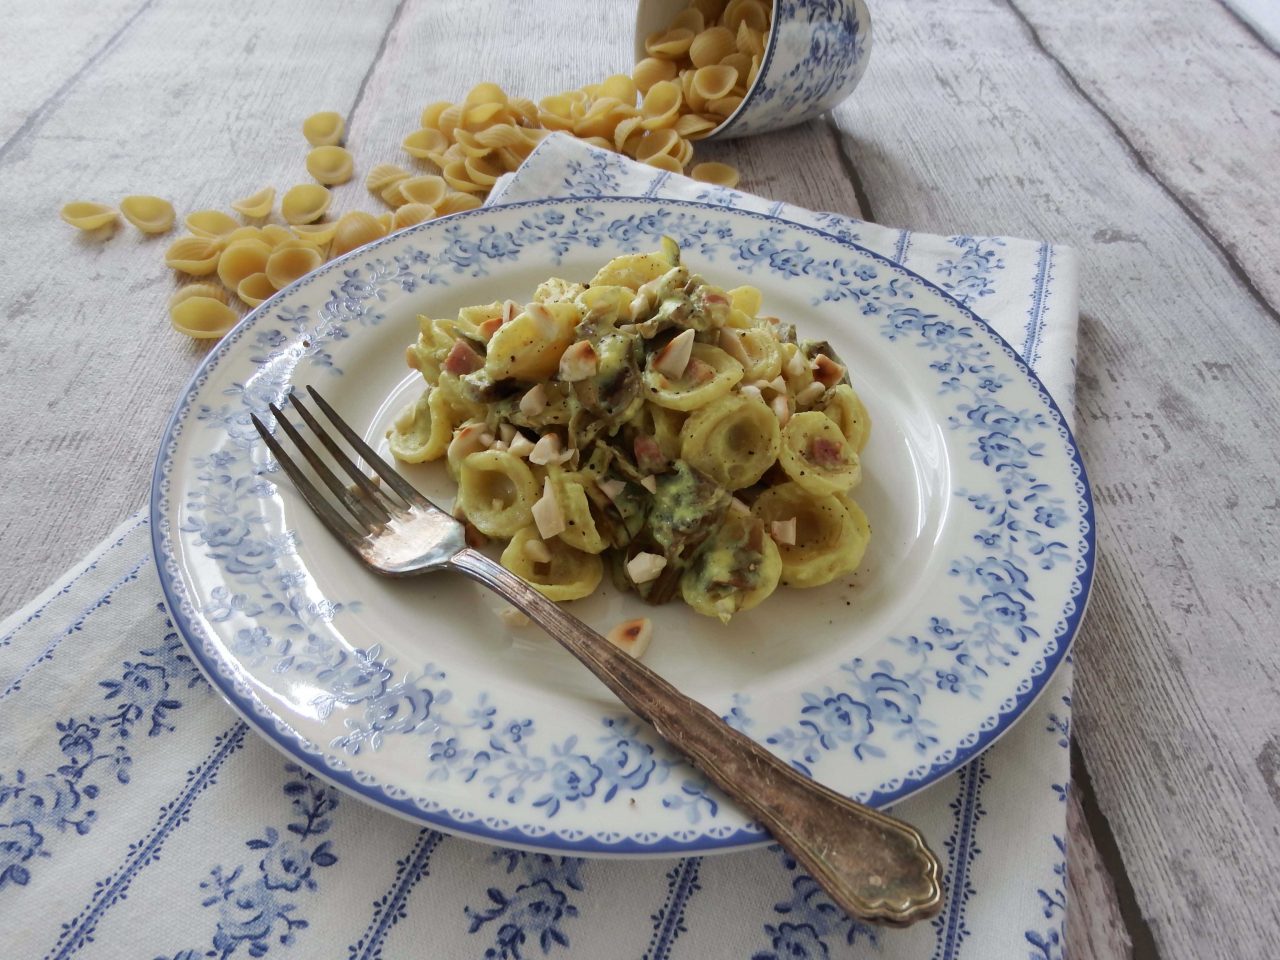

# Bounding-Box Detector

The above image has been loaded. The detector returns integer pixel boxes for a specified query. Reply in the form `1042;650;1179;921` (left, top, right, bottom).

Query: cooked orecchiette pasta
389;239;871;624
119;195;175;234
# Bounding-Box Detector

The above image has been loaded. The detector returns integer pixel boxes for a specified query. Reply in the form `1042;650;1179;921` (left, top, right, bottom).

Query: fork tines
250;387;432;549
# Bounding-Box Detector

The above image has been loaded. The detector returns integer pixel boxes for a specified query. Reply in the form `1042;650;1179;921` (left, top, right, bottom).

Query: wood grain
829;0;1280;956
1067;789;1133;960
1010;0;1280;312
0;0;400;614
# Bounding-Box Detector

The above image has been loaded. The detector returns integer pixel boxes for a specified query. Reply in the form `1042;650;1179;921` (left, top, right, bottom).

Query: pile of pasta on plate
390;238;871;623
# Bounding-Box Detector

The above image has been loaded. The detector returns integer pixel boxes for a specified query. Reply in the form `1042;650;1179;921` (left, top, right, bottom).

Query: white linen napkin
0;133;1079;960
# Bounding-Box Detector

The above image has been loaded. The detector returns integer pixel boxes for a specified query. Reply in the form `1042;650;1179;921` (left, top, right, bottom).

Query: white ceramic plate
152;198;1094;855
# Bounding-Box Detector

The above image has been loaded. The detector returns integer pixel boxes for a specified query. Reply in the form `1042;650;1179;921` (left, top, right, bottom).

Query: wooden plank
1067;788;1133;960
0;0;150;149
0;0;400;615
1219;0;1280;51
1009;0;1280;313
827;1;1280;956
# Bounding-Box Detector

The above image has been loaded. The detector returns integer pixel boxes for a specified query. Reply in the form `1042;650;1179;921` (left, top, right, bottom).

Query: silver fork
253;385;943;927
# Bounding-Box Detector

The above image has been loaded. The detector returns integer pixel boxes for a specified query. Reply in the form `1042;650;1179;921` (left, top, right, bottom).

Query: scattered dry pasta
169;295;238;339
61;201;117;230
302;111;344;147
120;196;175;234
306;146;355;186
280;184;331;225
231;187;275;218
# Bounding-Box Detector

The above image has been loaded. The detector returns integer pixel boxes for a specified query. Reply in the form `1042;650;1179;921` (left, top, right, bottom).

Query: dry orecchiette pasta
265;241;324;289
168;283;227;309
391;239;871;627
164;235;222;276
169;295;238;339
60;201;117;230
302;111;344;147
305;146;355;186
330;211;387;258
119;195;175;234
217;238;273;290
280;184;331;225
231;187;275;218
185;209;239;239
236;272;277;307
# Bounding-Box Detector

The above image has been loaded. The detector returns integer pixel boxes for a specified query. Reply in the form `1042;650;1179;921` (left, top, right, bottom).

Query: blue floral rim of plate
151;196;1094;855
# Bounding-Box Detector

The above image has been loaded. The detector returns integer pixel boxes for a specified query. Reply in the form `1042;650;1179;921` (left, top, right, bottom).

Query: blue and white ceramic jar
634;0;873;140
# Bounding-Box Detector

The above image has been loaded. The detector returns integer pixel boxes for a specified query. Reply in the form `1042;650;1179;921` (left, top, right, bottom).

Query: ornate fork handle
450;548;943;926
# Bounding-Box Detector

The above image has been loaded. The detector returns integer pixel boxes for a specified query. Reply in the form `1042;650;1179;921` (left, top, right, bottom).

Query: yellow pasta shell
380;180;409;208
217;238;273;289
376;212;395;232
463;154;503;187
185;209;239;239
231;186;275;218
736;20;766;56
499;527;603;602
260;224;294;247
680;393;780;489
725;0;770;32
403;127;450;159
458;450;539;537
168;283;227;310
290;221;338;247
236;272;277;307
750;483;865;589
420;100;453;130
60;201;117;230
365;163;411;194
681;70;708;115
302;111;344;146
671;8;706;33
640;80;682;130
462;102;507;129
645;26;695;58
614;115;646;153
693;64;738;101
691;161;741;188
119;195;175;234
689;26;738;67
692;0;728;19
472;124;529;150
442;160;486;194
330;211;386;258
392;203;435;231
280;184;332;224
674;113;719;139
707;95;744;117
509;96;539;125
265;243;323;289
225;226;265;245
306;146;354;186
435;104;463;136
392;175;445;207
464;82;508;108
633;128;680;162
164;235;222;275
435;192;483;215
642;153;683;173
822;384;872;453
633;57;679;95
778;411;862;495
170;296;238;339
599;73;639;106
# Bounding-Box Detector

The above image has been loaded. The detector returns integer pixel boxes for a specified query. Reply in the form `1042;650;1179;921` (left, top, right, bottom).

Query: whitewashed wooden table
2;1;1278;957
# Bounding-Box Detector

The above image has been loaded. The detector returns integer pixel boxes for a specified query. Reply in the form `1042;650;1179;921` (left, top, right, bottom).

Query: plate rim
150;195;1095;855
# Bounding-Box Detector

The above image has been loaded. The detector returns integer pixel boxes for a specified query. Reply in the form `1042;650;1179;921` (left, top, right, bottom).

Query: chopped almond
502;299;519;324
685;357;715;385
477;316;504;342
718;328;750;366
785;349;808;379
729;496;751;515
559;340;599;382
447;421;489;464
499;423;517;444
443;339;483;376
812;354;846;388
507;433;535;458
519;383;548;417
640;475;658;494
526;302;557;338
499;606;531;628
796;381;826;407
771;393;792;427
768;374;787;394
627;551;667;583
607;617;653;658
531;478;566;539
529;432;563;465
522;537;553;563
740;384;763;402
597;478;626;501
652;328;695;379
770;517;797;546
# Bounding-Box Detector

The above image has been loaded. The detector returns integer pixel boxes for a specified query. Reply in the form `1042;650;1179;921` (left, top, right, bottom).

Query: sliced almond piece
507;433;535;458
739;384;763;402
559;340;599;382
718;328;750;366
607;617;653;658
522;537;553;563
597;478;626;501
652;328;696;379
785;349;809;379
771;393;792;427
729;496;752;515
626;552;668;584
770;517;797;546
795;381;826;407
498;423;517;444
529;432;563;466
519;383;548;417
812;354;846;388
640;475;658;494
531;478;566;539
